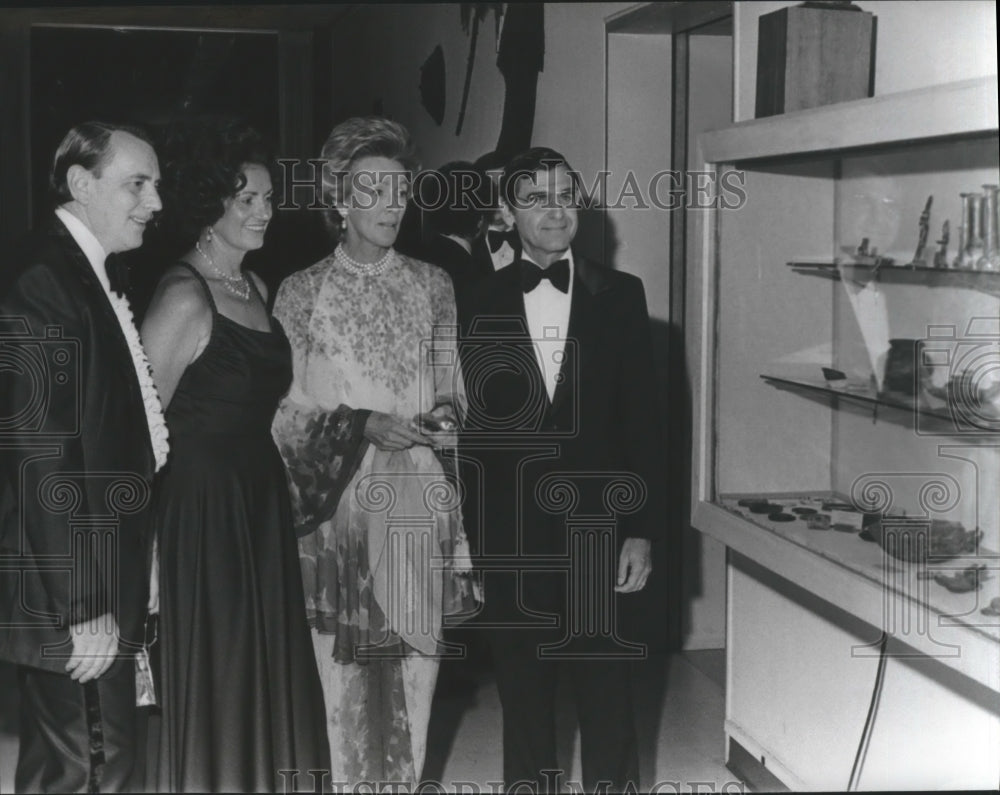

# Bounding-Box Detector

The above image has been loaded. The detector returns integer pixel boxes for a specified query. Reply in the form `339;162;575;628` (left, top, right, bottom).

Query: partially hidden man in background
0;123;167;793
459;147;666;792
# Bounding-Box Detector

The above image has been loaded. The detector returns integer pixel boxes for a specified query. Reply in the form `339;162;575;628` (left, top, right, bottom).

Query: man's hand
66;613;119;683
364;411;429;451
614;538;652;593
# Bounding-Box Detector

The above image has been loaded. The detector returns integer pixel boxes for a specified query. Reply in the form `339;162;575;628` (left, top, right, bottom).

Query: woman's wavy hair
319;117;419;242
155;118;273;253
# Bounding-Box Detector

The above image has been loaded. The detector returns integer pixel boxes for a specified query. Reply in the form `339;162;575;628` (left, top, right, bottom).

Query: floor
0;649;733;793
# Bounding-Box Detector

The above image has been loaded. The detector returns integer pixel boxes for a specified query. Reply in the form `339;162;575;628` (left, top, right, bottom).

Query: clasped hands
363;404;459;451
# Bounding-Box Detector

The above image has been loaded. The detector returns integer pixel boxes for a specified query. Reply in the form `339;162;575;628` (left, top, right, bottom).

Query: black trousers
486;628;639;793
15;662;138;794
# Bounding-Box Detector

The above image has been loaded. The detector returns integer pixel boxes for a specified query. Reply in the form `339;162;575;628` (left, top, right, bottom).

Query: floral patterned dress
271;250;473;784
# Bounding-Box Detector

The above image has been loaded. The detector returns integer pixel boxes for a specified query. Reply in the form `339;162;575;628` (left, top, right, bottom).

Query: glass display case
691;76;1000;789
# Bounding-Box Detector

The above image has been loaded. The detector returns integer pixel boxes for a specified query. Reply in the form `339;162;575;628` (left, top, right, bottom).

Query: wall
329;2;634;268
605;30;678;647
606;33;672;309
733;0;999;121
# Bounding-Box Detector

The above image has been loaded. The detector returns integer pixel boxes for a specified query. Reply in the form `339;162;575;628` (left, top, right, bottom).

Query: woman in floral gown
271;117;474;785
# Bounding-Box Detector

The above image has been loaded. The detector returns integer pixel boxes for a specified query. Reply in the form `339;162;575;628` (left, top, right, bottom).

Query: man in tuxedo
0;122;163;792
471;150;520;274
459;147;665;791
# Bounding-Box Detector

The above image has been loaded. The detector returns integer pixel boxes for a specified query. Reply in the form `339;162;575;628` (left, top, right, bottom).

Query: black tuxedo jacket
457;254;666;629
420;235;476;286
0;219;154;672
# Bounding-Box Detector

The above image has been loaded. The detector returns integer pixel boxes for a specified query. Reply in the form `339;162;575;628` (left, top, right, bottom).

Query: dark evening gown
152;264;329;792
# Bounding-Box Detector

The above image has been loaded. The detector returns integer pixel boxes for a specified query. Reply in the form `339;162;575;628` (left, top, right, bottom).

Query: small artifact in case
868;518;982;562
918;563;989;593
807;513;832;531
883;339;919;396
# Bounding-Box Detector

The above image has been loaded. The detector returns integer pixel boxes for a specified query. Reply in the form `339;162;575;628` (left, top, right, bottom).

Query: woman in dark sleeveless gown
141;121;328;791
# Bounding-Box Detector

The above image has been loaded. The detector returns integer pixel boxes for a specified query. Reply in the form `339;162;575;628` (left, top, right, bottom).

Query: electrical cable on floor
848;630;889;791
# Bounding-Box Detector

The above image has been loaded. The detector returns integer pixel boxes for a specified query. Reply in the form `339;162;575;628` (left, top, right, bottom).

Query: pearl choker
334;244;396;277
196;240;250;301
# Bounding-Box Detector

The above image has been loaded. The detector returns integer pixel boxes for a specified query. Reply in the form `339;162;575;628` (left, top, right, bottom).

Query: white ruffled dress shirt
54;207;169;472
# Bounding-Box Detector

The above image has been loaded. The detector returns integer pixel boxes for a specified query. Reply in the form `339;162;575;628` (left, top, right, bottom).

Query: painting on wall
453;2;545;158
420;45;446;126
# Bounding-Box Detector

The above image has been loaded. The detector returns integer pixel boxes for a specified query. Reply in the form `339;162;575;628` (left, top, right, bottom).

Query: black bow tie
520;258;570;293
488;228;518;253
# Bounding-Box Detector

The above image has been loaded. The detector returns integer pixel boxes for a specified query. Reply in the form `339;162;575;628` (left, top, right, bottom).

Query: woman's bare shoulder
147;263;212;325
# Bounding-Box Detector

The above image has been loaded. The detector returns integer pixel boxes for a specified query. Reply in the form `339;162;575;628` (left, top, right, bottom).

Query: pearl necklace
334;244;396;277
195;240;250;301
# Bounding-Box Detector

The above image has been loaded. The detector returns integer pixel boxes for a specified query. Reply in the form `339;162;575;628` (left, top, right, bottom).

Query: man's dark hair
473;149;509;175
499;147;575;208
419;160;486;240
49;121;154;205
472;150;510;213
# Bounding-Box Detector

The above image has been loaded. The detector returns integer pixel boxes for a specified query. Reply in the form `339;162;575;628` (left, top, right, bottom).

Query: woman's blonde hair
320;117;419;240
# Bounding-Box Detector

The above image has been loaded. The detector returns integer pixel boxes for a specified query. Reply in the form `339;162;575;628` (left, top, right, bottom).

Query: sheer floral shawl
271;253;475;660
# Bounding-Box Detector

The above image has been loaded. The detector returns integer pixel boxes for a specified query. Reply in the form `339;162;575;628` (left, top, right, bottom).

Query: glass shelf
760;374;1000;434
787;261;1000;297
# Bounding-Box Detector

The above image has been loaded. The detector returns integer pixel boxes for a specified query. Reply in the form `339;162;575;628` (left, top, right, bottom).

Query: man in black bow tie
471;150;520;274
487;225;521;258
458;147;665;792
